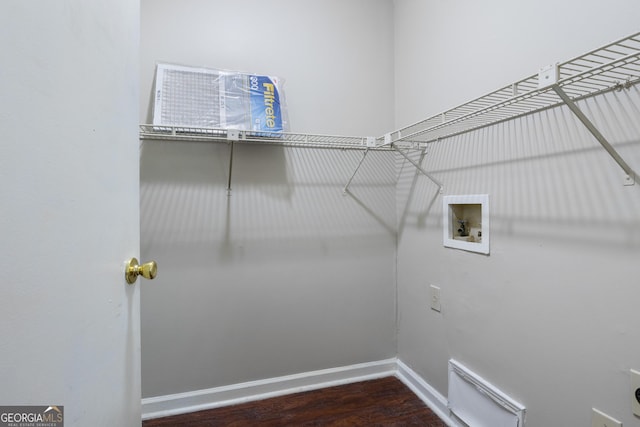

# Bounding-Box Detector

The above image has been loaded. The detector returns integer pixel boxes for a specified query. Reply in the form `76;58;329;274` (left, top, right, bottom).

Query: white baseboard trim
142;357;462;425
395;359;461;427
142;358;398;420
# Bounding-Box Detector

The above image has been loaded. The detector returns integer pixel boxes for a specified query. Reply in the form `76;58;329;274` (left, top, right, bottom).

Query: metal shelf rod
343;149;370;195
394;146;443;192
552;84;636;185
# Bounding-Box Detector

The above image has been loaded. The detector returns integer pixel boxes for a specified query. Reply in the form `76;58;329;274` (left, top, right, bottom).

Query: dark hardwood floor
143;376;447;426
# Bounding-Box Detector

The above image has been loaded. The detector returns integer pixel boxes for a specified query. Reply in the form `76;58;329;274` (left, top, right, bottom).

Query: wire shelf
386;32;640;145
139;125;396;151
141;33;640;155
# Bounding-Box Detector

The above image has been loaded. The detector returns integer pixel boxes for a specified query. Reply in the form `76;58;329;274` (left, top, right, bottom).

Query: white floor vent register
448;359;526;427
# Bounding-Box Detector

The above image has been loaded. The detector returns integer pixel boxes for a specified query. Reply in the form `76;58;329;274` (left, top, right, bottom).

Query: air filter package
152;63;288;134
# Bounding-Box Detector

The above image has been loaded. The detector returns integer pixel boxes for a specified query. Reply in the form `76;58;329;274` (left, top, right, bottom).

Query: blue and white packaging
152;63;288;135
248;75;284;133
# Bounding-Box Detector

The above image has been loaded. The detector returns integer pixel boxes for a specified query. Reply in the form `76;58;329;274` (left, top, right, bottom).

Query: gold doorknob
125;258;157;284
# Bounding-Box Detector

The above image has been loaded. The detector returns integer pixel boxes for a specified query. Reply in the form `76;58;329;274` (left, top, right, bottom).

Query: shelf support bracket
343;149;370;195
394;145;444;192
227;141;234;196
552;84;636;186
226;130;240;195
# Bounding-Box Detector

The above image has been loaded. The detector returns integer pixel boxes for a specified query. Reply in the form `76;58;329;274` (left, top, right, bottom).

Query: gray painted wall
141;2;640;425
140;0;397;398
394;1;640;426
140;0;395;136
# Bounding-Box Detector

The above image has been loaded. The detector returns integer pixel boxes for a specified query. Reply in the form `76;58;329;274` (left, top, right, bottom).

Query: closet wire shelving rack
140;31;640;189
380;31;640;186
139;125;395;151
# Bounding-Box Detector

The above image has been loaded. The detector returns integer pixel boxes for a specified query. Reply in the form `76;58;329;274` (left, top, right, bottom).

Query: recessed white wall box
443;194;489;254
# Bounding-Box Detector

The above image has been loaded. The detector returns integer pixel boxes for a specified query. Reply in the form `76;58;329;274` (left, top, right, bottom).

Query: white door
0;2;142;426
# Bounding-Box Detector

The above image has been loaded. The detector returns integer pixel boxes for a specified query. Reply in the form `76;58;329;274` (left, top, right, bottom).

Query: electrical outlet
591;408;622;427
429;285;441;312
631;369;640;416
